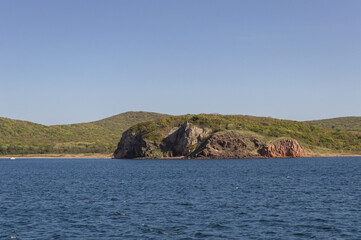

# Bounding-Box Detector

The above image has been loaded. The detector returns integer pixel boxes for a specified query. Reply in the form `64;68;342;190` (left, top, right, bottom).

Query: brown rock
190;131;264;159
261;138;305;158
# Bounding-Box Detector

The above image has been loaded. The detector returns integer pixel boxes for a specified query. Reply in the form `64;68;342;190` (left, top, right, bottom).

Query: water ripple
0;157;361;239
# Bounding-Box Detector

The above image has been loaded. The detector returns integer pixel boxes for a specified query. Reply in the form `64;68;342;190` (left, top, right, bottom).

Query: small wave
314;218;327;223
176;202;193;206
293;232;306;236
140;224;180;236
208;223;231;230
194;232;213;237
113;212;127;216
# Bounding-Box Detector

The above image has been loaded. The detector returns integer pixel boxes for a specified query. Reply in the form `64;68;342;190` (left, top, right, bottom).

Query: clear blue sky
1;0;360;125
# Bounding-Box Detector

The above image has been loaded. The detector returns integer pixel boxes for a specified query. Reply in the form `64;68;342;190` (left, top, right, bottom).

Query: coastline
304;154;361;158
1;153;361;159
0;153;113;159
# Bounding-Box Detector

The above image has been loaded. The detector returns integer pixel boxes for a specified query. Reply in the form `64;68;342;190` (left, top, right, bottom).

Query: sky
1;0;361;125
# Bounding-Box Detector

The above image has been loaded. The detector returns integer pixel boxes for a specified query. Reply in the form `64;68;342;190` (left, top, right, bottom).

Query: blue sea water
0;157;361;239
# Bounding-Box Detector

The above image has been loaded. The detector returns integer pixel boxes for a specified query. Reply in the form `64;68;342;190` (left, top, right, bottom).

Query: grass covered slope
121;114;361;157
0;111;165;155
307;117;361;132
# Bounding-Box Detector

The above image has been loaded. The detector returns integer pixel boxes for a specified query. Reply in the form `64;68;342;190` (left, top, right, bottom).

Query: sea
0;157;360;239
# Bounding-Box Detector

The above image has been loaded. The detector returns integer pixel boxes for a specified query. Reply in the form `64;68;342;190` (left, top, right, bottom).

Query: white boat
10;157;16;160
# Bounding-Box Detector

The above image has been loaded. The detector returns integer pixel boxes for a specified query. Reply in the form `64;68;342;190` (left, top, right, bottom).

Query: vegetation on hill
2;112;361;156
127;114;361;155
0;111;165;155
306;117;361;132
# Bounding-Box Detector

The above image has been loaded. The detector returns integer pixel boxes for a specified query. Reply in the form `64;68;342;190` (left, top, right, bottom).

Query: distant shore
0;153;113;159
305;154;361;158
1;153;361;159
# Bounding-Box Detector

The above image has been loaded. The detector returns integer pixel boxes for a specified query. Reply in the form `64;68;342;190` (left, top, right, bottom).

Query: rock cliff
190;131;263;159
114;121;212;159
161;121;212;156
113;131;148;158
113;117;307;159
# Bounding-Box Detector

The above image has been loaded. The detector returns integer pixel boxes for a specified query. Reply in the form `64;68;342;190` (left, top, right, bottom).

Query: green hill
306;117;361;132
2;113;361;157
115;114;361;158
0;111;165;155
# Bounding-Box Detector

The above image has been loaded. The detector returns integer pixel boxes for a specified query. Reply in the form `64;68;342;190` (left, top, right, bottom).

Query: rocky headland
114;115;308;159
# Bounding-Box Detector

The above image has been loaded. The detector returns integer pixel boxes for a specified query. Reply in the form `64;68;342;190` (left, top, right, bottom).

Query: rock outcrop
261;138;305;158
114;120;306;159
113;131;148;159
114;121;212;159
190;131;264;159
161;121;211;156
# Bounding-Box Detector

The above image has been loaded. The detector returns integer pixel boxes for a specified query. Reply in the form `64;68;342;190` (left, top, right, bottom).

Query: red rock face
261;138;305;158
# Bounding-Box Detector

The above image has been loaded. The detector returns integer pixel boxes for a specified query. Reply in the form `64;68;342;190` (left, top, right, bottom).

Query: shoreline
304;154;361;158
1;154;361;159
0;153;113;159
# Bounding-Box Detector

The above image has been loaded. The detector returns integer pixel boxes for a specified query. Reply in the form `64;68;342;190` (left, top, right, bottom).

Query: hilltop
114;114;361;159
0;111;165;155
307;117;361;132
